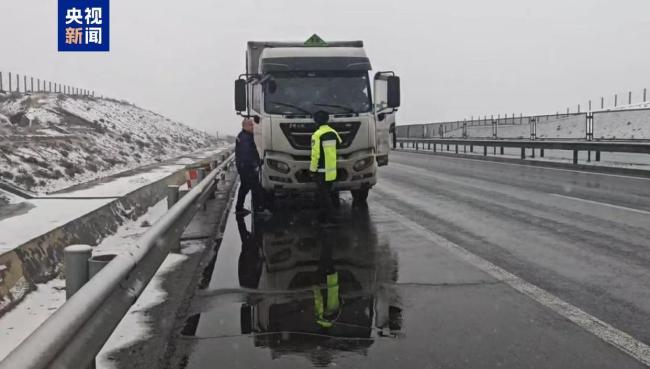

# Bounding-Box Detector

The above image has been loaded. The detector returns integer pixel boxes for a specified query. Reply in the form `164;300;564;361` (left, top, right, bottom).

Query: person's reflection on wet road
236;214;262;289
235;204;402;366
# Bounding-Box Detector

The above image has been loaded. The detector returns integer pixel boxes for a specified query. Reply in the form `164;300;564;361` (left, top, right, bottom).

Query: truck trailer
234;35;400;204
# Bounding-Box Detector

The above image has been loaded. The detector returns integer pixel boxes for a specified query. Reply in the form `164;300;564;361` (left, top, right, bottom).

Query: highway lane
378;151;650;346
171;152;650;368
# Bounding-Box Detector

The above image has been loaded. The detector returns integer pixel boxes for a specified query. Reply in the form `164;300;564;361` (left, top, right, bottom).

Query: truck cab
235;36;400;202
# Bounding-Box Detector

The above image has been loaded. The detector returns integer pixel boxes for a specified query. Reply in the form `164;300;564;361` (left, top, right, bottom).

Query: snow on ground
0;277;65;360
95;253;186;369
93;198;169;255
93;198;207;368
97;239;206;369
0;93;224;194
0;196;207;363
0;147;226;253
0;198;113;253
53;164;186;198
0;189;21;205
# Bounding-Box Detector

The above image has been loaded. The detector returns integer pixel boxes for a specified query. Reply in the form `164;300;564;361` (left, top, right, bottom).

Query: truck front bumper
261;150;377;192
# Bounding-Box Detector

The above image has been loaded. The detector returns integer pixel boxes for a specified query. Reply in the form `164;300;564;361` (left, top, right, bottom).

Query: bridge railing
0;153;234;369
395;137;650;165
396;106;650;141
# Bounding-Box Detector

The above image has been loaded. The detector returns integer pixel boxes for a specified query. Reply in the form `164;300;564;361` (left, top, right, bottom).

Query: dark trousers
236;167;263;211
316;175;334;221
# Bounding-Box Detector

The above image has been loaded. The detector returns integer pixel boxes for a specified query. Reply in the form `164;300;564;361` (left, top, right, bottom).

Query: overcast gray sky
1;0;649;135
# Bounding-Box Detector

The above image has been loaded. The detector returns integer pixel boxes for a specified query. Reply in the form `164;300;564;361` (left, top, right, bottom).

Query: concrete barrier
594;109;650;140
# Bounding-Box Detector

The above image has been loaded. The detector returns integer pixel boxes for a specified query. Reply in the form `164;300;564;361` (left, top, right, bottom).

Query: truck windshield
264;71;371;115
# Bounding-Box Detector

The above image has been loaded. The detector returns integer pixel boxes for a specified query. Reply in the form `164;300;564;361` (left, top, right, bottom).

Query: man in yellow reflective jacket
310;111;342;221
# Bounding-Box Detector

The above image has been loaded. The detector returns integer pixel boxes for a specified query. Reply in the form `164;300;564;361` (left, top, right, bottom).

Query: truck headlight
267;159;290;174
353;157;374;172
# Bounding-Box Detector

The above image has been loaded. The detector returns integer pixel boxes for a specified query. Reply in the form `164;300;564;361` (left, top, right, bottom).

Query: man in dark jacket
235;118;267;216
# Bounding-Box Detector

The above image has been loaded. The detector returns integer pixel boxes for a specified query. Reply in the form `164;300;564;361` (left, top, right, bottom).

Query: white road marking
396;149;650;181
551;194;650;216
376;203;650;367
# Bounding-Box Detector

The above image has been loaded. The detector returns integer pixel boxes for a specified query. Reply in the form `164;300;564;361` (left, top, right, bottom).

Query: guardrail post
573;150;578;165
64;245;93;299
596;151;600;161
64;245;97;369
167;185;180;209
520;147;525;160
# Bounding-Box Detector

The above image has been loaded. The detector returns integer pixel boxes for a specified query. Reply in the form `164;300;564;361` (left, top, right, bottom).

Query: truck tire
351;188;369;205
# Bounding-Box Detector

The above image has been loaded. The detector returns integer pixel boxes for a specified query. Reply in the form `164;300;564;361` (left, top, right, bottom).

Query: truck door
373;72;400;166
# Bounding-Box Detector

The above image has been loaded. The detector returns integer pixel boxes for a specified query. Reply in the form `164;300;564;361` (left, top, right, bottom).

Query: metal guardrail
0;153;234;369
396;138;650;164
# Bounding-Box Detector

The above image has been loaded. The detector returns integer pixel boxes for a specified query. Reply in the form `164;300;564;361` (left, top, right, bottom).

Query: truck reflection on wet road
179;200;402;368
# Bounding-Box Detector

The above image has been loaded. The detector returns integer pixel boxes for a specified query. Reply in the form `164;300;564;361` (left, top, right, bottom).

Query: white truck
234;35;400;204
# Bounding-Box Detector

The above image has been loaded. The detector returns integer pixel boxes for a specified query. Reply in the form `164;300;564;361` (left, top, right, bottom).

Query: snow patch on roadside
94;198;168;254
96;253;187;369
0;278;65;360
0;190;22;206
0;196;172;360
181;240;207;255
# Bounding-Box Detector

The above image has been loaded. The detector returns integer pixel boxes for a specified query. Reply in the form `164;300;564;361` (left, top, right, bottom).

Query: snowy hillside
0;92;222;194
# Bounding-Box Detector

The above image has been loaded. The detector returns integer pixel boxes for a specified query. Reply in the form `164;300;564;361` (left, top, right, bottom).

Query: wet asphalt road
176;151;650;369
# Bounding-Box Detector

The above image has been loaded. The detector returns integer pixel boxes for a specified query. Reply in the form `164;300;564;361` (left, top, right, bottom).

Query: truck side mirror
387;76;400;108
235;79;247;112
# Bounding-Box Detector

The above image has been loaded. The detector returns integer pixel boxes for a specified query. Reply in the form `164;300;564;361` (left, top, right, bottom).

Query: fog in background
1;0;649;135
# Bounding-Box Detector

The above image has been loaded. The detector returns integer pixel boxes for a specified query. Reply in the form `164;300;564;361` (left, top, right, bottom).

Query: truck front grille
279;121;360;150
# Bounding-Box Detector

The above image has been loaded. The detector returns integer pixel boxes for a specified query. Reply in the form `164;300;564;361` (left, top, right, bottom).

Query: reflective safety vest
312;272;340;328
310;125;342;182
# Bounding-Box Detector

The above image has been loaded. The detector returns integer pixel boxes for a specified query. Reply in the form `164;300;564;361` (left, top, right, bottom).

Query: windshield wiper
313;103;357;115
268;101;312;115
